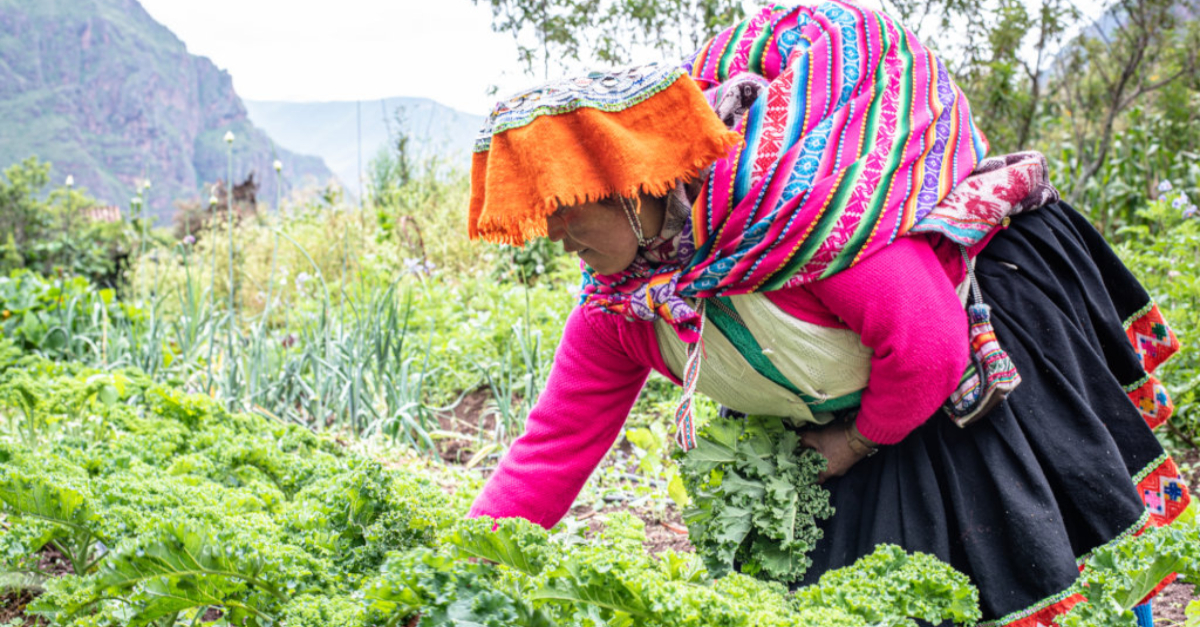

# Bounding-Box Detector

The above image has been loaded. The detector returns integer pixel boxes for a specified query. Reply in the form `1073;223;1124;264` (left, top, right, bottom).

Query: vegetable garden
1;159;1198;625
3;0;1200;614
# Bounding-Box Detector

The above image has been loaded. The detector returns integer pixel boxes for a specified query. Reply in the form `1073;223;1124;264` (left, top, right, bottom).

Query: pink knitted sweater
468;234;970;528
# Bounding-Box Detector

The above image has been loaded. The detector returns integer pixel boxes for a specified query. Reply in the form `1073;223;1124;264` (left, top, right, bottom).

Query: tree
471;0;745;78
0;157;53;254
1050;0;1200;204
0;156;131;283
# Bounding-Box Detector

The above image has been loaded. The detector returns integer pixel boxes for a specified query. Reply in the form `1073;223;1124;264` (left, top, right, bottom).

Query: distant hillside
0;0;334;222
245;98;485;197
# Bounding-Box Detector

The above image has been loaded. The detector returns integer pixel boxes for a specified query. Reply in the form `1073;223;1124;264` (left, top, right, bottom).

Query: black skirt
799;201;1191;626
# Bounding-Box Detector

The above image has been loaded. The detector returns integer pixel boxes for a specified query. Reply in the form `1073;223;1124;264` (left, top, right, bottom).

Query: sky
138;0;528;115
137;0;1106;117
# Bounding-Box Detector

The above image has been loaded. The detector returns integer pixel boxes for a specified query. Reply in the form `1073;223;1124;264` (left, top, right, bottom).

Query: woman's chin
578;249;638;276
583;258;621;275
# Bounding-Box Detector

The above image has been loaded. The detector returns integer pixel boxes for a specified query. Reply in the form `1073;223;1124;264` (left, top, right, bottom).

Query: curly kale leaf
794;544;981;627
1055;513;1200;627
678;415;833;583
362;549;558;627
442;517;553;577
85;521;287;626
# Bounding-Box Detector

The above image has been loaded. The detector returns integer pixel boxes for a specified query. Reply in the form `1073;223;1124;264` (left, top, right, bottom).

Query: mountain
0;0;334;222
244;97;485;197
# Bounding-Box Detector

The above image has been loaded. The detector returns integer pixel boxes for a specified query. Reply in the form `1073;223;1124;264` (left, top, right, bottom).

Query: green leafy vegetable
677;414;834;583
795;544;982;627
1055;510;1200;627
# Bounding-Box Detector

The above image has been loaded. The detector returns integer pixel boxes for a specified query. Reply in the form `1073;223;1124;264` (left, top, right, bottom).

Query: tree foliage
470;0;746;79
0;156;133;285
474;0;1200;238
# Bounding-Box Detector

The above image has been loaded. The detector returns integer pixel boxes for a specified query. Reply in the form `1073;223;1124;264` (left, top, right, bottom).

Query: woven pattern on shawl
581;1;988;341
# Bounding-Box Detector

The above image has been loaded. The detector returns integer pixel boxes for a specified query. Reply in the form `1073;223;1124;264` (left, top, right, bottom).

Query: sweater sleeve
805;235;969;444
467;305;652;528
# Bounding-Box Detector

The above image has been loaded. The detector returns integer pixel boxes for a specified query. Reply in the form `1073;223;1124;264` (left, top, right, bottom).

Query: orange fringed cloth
469;64;740;246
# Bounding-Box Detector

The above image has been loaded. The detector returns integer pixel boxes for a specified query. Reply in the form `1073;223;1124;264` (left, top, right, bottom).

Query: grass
5;189;577;459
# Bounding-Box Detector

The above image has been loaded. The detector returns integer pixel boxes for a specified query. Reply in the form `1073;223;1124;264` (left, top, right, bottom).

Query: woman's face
545;200;640;275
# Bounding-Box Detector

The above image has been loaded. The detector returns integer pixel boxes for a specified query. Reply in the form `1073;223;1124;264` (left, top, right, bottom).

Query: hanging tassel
944;247;1022;427
674;302;707;450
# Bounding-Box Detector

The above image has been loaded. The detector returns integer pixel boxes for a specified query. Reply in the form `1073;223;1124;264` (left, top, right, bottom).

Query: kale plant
677;414;834;583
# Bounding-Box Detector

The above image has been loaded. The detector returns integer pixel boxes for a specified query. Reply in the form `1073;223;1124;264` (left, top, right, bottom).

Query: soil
568;503;694;556
435;388;500;465
0;590;48;626
1154;447;1200;624
1155;580;1196;624
1178;447;1200;488
0;545;70;627
36;546;72;578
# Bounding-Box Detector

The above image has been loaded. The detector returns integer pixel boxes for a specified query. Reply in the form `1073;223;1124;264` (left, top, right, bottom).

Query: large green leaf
443;517;551;577
0;469;97;540
0;571;48;593
85;522;282;625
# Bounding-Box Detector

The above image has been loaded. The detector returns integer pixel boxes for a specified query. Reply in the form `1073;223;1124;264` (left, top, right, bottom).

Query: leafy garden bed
1;343;1197;627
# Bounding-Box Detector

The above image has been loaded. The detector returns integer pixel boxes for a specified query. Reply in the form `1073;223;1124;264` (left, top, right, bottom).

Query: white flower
1184;205;1198;219
535;264;545;274
1173;196;1187;210
224;131;235;144
65;175;74;187
1157;180;1173;193
209;195;219;207
273;160;283;173
403;257;424;275
295;272;312;290
143;180;152;190
1168;270;1182;278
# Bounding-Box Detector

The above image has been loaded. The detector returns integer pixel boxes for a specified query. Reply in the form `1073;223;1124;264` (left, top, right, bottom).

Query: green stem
206;188;218;393
50;538;84;577
227;140;236;411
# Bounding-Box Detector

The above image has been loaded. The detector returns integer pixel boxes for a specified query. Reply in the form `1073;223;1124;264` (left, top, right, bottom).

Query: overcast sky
138;0;528;115
137;0;1104;117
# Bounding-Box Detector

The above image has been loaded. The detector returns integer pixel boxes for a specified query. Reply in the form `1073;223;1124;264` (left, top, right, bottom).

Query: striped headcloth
580;1;989;342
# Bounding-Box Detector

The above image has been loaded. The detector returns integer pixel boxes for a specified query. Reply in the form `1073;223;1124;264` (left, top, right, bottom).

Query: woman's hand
799;421;875;483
